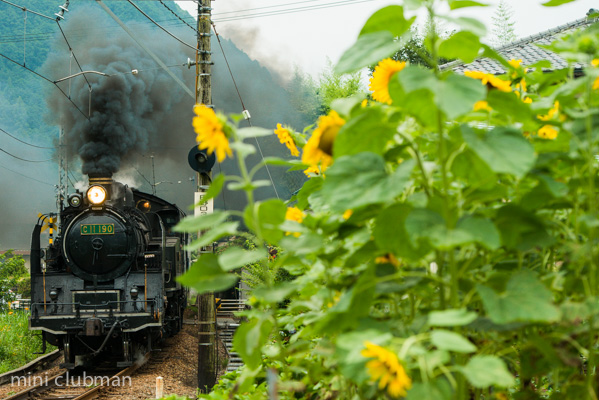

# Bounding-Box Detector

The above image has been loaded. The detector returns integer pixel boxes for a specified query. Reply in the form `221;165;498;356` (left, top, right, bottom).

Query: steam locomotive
29;174;189;368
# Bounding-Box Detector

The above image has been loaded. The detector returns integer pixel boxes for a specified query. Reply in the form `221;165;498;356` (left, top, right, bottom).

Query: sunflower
369;59;407;104
274;123;299;157
192;104;232;162
361;341;412;398
538;125;558;140
286;206;305;223
302;110;345;171
464;70;512;92
303;166;321;177
473;100;492;111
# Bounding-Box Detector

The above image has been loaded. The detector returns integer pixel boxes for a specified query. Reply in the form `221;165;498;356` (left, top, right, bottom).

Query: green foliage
177;1;599;399
0;310;54;373
0;251;28;308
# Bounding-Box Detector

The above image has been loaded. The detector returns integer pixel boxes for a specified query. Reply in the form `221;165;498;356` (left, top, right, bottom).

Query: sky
175;0;599;79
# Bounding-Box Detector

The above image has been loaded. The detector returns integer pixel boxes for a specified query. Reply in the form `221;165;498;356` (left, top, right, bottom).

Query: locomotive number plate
81;224;114;235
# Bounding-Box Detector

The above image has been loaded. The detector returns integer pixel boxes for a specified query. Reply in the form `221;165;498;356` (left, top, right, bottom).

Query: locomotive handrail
30;299;158;318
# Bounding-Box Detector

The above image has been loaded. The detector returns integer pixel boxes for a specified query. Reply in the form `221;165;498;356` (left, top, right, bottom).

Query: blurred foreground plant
176;1;599;398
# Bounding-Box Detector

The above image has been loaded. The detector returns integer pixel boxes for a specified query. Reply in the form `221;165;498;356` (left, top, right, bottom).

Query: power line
0;163;54;186
214;0;322;16
126;0;197;51
159;0;199;34
0;127;54;149
56;21;92;90
0;147;52;163
0;52;89;120
0;0;55;20
97;0;195;99
213;0;376;22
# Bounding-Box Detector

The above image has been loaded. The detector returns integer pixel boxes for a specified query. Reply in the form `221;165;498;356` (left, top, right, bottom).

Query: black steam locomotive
29;174;189;368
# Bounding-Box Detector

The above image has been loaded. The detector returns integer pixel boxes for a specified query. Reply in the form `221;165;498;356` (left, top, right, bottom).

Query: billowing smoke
43;6;195;177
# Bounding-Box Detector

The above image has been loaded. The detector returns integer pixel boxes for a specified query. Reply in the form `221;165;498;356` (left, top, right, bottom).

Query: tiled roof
441;15;599;74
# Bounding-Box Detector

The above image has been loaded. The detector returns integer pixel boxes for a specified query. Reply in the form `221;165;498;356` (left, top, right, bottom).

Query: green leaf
542;0;575;6
233;317;274;370
230;141;256;157
462;126;535;178
477;270;561;324
336;31;403;74
487;90;532;122
244;199;287;244
173;210;229;233
405;379;453;400
334;108;397;157
459;355;515;388
252;282;297;303
186;222;239;251
494;204;554;251
431;330;477;353
448;0;488;9
456;216;501;250
218;247;267;271
199;174;225;204
438;31;481;63
428;309;478;327
320;153;415;212
176;254;238;294
437;74;486;119
237;127;273;138
374;203;431;260
296;177;323;210
359;6;415;38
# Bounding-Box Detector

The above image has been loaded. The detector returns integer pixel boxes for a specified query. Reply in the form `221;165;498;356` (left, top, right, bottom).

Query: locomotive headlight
130;287;139;299
87;185;107;205
49;289;58;301
67;193;82;207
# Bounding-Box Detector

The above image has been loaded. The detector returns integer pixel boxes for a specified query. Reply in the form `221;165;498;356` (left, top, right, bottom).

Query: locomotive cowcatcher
29;174;189;368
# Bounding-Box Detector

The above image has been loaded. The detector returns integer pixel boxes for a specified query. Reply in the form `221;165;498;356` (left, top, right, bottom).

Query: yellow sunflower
192;104;232;162
303;166;321;177
361;341;412;398
302;110;345;171
369;58;407;104
464;70;512;92
274;123;299;157
473;100;492;111
286;206;304;223
538;125;558;140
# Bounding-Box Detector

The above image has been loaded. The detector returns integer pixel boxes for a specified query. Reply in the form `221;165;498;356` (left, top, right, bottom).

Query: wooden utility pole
196;0;217;393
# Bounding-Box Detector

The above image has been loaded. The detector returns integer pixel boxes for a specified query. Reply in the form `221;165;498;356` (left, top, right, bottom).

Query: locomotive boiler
29;174;189;368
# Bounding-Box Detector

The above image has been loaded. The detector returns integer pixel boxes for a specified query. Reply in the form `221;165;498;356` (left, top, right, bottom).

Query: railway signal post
194;0;217;392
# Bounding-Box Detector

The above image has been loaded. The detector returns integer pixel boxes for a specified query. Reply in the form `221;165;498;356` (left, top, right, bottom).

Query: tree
288;62;364;119
492;0;517;47
316;59;364;114
0;251;28;308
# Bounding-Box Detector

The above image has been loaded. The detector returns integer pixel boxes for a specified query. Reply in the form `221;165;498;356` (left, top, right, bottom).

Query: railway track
4;352;150;400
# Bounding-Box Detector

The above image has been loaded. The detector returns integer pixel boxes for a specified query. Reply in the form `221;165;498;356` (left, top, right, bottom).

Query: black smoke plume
44;6;195;177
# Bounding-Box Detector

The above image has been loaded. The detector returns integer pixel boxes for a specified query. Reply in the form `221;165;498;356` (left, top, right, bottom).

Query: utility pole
195;0;217;393
57;126;67;212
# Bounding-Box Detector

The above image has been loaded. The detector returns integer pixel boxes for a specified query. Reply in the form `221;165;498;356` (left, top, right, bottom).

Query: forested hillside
0;0;309;249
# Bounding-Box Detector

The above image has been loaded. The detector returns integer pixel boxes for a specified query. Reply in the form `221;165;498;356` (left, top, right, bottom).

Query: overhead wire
0;0;55;20
126;0;197;51
0;147;52;163
0;127;54;149
56;21;92;90
0;52;89;120
159;0;199;34
0;163;55;186
213;0;376;22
